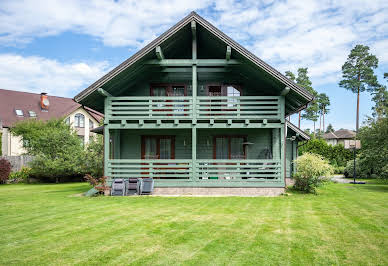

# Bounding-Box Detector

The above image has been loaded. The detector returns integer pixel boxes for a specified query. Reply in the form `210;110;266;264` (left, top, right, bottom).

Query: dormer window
29;111;37;117
15;109;24;116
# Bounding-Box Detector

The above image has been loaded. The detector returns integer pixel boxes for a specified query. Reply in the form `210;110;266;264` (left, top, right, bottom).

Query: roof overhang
74;12;313;115
286;121;310;141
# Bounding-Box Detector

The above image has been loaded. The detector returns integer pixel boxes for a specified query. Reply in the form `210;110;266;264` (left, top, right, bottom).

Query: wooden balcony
107;159;283;187
105;96;282;126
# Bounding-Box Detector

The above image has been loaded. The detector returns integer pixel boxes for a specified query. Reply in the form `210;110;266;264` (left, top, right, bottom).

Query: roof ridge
74;11;314;104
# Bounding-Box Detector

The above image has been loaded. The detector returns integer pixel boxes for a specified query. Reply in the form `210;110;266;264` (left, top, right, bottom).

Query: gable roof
74;11;313;114
323;129;356;140
0;88;103;128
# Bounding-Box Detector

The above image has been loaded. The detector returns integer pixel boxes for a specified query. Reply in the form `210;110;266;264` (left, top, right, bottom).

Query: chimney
40;92;50;111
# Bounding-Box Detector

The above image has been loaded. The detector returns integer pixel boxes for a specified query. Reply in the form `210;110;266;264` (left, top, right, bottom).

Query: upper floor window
65;117;70;125
89;119;94;129
74;113;85;128
227;86;241;97
15;109;24;116
28;111;37;117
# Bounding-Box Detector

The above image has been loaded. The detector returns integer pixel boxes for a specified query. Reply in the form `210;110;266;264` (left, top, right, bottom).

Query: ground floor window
213;136;246;159
141;136;175;159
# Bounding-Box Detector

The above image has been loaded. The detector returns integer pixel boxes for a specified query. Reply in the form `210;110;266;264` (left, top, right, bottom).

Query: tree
285;68;316;127
339;45;379;132
371;73;388;120
357;116;388;179
317;93;330;134
10;119;85;182
325;124;334;133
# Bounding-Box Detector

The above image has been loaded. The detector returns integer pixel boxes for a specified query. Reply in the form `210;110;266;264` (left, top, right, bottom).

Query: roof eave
74;11;314;104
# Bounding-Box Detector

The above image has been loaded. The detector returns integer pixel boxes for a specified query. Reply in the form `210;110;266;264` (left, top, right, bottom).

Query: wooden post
103;97;110;177
192;127;197;181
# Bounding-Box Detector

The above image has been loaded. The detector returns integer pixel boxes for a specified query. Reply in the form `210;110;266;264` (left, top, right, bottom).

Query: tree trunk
323;107;325;133
319;114;322;136
313;121;316;137
298;111;301;128
356;87;360;133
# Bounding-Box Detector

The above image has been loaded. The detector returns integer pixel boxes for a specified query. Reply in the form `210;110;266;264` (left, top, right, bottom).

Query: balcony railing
107;159;192;180
107;159;281;182
106;96;282;122
196;159;281;181
196;96;281;120
107;96;193;120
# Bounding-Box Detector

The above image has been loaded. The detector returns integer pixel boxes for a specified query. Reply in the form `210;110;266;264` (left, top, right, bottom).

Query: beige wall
67;107;99;145
2;107;100;156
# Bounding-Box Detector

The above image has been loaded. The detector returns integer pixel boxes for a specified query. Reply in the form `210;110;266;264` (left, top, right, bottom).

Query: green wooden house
74;12;312;195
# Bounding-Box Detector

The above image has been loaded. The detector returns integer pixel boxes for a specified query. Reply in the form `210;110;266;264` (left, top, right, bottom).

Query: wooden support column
192;127;197;181
192;21;197;124
103;96;110;178
192;20;197;181
280;95;286;184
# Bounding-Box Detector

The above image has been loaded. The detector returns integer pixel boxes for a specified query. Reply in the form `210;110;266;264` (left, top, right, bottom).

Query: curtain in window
231;137;244;159
216;137;228;159
145;138;157;159
159;139;171;159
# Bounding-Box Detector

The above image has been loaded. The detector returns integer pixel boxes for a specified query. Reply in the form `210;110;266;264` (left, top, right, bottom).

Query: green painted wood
103;97;110;177
192;127;196;180
155;46;164;60
107;123;283;129
97;88;112;97
226;45;231;60
145;59;240;66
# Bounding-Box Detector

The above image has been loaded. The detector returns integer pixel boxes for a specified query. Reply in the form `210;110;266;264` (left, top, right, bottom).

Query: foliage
10;118;85;182
0;158;11;184
299;138;352;167
333;166;345;174
293;153;333;193
339;45;379;94
355;116;388;179
82;135;103;178
8;167;31;183
344;157;372;178
325;124;334;133
339;44;379;131
84;174;108;193
371;73;388;120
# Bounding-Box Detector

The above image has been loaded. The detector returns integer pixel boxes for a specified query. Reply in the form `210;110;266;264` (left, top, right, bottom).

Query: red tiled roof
0;89;103;128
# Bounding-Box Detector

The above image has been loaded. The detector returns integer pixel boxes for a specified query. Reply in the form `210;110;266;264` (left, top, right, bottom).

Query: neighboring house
323;129;356;146
0;89;103;156
74;12;313;195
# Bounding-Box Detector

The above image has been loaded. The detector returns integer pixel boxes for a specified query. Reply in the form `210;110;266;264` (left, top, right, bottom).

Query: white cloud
0;54;109;97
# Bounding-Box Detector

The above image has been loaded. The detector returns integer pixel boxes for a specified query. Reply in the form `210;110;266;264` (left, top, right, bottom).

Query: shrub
82;136;103;178
8;167;32;183
344;157;372;178
10;119;85;182
0;158;11;184
299;138;352;167
293;153;333;193
84;174;108;193
334;166;345;174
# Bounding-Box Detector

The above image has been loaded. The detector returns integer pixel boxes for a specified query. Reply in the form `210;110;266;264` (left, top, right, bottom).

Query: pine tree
317;93;330;134
371;73;388;120
325;124;334;133
339;45;379;132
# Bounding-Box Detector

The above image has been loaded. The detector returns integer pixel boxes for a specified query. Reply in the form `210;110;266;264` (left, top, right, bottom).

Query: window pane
160;139;171;159
153;87;166;96
75;114;85;128
145;138;157;159
170;86;185;96
231;137;244;159
89;119;93;129
216;137;228;159
227;86;240;96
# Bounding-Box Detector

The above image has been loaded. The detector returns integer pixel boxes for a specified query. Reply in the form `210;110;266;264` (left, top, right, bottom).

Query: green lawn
0;182;387;265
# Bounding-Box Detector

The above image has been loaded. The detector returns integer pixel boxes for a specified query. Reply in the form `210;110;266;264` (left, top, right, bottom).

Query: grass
0;182;387;265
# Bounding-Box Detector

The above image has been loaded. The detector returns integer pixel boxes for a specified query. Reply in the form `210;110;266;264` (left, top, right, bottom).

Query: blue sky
0;0;387;131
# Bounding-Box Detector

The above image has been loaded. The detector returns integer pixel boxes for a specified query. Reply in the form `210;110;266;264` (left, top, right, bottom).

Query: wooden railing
195;159;281;181
107;159;192;180
196;96;281;120
107;159;281;182
106;96;282;122
107;96;193;120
